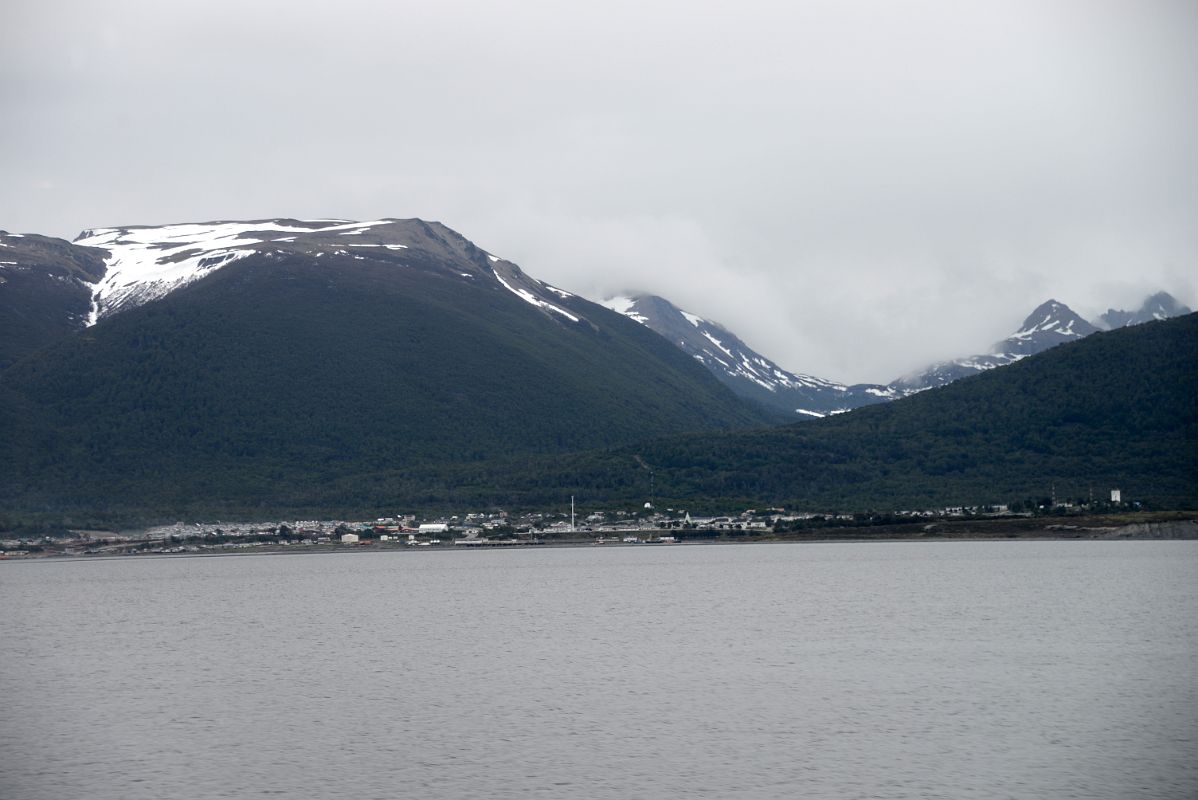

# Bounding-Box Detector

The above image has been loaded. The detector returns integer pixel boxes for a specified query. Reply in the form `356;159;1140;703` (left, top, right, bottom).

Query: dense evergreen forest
441;313;1195;514
1;274;1193;527
0;249;770;528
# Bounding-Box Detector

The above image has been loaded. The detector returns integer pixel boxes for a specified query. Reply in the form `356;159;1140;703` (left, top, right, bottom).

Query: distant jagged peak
1096;291;1192;330
600;292;858;413
894;297;1099;393
1007;299;1096;343
1141;290;1191;316
992;299;1098;360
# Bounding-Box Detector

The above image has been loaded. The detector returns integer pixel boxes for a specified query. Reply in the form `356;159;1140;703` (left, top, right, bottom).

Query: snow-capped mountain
1000;299;1101;357
1096;292;1192;330
74;218;585;327
603;291;1190;416
600;294;896;416
2;219;775;515
7;216;1191;422
891;300;1099;392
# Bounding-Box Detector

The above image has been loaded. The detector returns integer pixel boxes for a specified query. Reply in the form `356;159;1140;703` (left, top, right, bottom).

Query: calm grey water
2;541;1196;800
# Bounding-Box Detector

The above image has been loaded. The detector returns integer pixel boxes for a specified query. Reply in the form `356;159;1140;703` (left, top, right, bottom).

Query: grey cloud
2;0;1195;382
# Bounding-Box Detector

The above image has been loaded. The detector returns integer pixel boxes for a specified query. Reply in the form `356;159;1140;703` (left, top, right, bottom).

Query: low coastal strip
3;512;1195;560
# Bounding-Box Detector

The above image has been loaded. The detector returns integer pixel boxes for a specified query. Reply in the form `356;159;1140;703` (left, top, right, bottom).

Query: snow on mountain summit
75;219;400;323
72;218;584;327
891;299;1099;391
1004;299;1098;355
44;217;1196;414
1096;292;1193;330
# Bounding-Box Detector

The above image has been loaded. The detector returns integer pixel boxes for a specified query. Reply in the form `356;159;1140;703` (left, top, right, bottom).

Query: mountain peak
1012;299;1093;336
1097;291;1192;330
892;298;1099;393
1003;299;1097;355
72;217;585;327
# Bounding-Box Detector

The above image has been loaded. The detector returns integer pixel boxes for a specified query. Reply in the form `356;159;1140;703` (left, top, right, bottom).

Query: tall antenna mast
571;495;575;533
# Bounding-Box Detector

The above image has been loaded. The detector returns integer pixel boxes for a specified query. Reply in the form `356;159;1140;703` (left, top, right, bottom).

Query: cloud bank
2;0;1195;381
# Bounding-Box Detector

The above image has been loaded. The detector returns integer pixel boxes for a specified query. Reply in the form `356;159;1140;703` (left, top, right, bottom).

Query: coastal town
3;492;1187;559
3;507;805;557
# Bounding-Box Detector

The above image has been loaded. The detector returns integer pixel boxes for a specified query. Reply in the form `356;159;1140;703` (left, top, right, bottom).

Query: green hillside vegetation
2;262;1193;526
505;312;1195;512
0;250;769;525
203;311;1194;517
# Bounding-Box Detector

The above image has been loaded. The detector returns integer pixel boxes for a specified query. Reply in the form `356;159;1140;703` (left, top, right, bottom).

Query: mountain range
1;217;1193;524
601;292;1190;416
1097;292;1192;330
0;219;770;523
3;220;1187;416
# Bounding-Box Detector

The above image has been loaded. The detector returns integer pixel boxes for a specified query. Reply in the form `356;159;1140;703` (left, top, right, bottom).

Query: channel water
2;540;1195;799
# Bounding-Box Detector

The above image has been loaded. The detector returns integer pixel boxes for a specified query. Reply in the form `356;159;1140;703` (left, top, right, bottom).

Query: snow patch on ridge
600;296;649;325
701;330;735;360
75;219;392;324
492;268;580;322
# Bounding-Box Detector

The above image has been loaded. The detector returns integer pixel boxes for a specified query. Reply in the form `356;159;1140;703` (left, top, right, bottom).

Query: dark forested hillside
2;252;1193;525
0;244;769;524
547;312;1197;511
255;312;1196;516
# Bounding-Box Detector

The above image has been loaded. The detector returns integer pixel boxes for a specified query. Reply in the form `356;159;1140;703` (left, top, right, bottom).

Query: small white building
340;532;360;544
1111;489;1122;503
419;523;449;534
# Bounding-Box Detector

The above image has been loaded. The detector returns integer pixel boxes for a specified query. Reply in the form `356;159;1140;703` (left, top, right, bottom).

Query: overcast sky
3;0;1195;382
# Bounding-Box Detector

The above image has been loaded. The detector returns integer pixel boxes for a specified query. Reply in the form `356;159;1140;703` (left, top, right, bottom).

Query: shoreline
5;516;1196;563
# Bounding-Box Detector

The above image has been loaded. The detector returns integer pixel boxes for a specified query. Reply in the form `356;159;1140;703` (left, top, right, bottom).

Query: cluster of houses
2;508;793;557
0;491;1135;558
